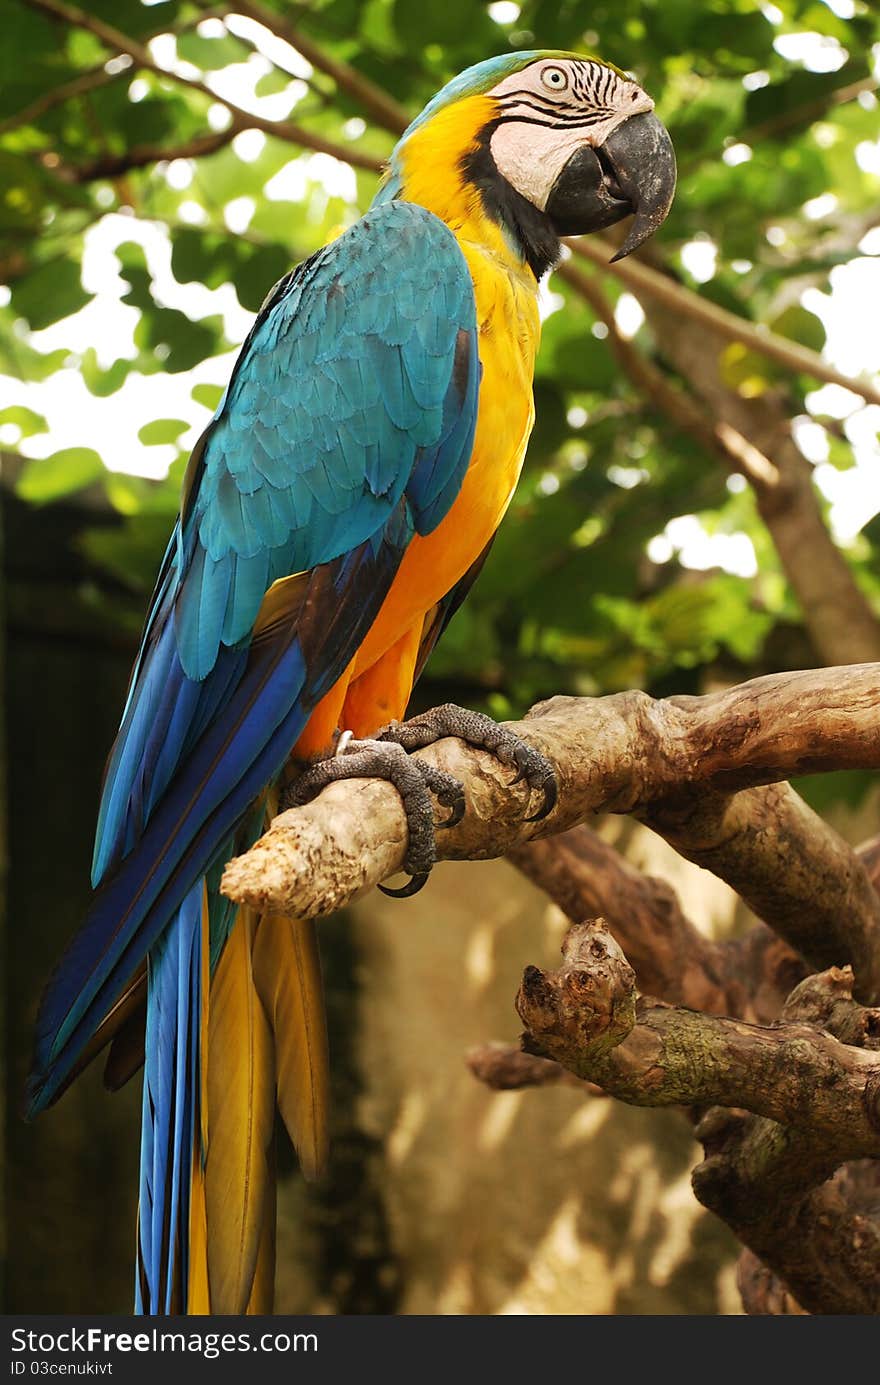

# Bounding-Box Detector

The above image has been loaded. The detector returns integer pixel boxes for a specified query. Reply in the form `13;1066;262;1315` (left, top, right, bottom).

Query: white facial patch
487;58;653;211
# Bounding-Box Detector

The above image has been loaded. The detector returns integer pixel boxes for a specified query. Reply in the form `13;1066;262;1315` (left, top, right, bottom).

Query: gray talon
378;703;557;823
379;873;430;899
284;704;556;901
284;734;465;898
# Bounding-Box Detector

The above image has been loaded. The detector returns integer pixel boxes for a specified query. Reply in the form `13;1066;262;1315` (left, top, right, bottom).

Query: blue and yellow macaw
27;51;674;1313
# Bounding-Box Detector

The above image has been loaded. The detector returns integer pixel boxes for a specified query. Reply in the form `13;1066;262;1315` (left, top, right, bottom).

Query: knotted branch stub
515;923;880;1314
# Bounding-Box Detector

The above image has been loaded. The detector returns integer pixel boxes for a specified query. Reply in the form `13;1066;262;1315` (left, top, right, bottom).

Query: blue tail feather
135;881;202;1314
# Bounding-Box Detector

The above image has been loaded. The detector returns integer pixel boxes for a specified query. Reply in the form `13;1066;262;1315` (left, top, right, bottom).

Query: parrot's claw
376;703;558;822
283;705;556;900
282;737;465;898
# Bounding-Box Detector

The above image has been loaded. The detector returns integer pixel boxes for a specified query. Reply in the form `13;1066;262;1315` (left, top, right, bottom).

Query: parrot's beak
544;111;676;261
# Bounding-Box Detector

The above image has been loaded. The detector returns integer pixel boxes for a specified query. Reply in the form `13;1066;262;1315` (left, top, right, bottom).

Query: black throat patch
461;123;562;280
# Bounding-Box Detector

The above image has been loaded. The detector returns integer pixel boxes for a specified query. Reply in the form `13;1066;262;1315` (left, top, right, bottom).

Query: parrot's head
384;51;676;278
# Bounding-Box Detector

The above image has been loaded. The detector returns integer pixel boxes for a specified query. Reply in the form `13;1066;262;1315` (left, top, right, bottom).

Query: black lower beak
545;111;676;262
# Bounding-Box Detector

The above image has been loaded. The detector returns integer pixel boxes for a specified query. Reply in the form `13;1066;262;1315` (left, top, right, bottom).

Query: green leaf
769;304;825;355
0;405;48;440
133;304;226;373
16;447;104;504
116;242;155;313
176;31;252;70
138;418;190;446
9;258;91;331
255;67;295;97
191;383;224;411
80;348;132;397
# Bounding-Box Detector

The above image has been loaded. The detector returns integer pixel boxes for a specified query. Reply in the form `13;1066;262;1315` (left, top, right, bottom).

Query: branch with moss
508;824;807;1023
517;922;880;1314
479;808;880;1310
518;924;880;1153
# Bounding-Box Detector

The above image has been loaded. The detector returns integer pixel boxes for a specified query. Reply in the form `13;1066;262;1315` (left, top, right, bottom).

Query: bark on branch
518;926;880;1157
221;664;880;998
519;923;880;1313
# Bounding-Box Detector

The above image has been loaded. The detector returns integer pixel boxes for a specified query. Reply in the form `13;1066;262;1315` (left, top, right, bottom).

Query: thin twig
563;235;880;409
555;259;783;492
24;0;385;173
744;75;879;145
61;126;241;182
225;0;409;136
0;62;117;135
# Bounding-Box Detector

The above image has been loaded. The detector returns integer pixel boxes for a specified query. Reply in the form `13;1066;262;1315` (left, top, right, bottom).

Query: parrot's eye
540;65;569;92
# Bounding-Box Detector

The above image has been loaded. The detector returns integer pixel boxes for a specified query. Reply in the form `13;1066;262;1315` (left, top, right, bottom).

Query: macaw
26;50;675;1313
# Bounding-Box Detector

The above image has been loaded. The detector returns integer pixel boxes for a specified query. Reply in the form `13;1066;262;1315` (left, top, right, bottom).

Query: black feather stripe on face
497;104;613;129
460;124;561;280
497;60;622;129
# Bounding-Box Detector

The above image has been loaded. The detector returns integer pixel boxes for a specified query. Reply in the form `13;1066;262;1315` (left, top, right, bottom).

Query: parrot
26;49;675;1314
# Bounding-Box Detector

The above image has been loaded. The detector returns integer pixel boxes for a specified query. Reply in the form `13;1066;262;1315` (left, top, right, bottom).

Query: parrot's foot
376;703;557;822
282;736;465;898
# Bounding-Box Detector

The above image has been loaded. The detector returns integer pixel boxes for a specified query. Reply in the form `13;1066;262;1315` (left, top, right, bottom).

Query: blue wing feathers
28;513;416;1113
27;200;480;1121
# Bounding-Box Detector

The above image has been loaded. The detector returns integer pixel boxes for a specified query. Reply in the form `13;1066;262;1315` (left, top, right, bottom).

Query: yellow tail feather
252;912;330;1182
184;809;330;1313
245;1143;276;1315
205;907;275;1313
187;885;211;1314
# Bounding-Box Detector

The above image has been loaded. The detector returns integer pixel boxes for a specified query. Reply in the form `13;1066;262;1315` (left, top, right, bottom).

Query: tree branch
0;8;230;134
558;252;880;667
518;925;880;1155
52;126;241;182
742;75;879;146
556;258;784;492
508;825;807;1022
0;62;117;135
691;966;880;1315
465;1042;590;1092
519;923;880;1313
225;0;409;136
563;236;880;410
221;665;880;999
637;781;880;1002
24;0;385;174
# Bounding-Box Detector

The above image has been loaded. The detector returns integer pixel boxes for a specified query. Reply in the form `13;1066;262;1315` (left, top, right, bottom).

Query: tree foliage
2;0;879;779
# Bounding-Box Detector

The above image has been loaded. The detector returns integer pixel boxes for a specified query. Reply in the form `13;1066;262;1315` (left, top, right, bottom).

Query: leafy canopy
2;0;879;801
